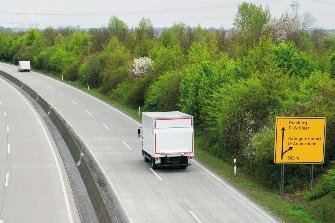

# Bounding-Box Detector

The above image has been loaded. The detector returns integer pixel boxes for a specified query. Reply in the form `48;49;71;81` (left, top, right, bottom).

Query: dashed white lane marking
0;101;2;105
5;173;9;187
7;144;10;154
149;168;162;181
71;100;77;105
6;125;9;132
193;159;278;223
189;211;202;223
3;111;6;117
58;92;64;96
102;124;109;130
85;110;93;117
0;219;4;223
122;140;133;151
32;69;141;126
0;78;74;223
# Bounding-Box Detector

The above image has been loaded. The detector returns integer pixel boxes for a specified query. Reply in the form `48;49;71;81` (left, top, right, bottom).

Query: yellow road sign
274;117;326;164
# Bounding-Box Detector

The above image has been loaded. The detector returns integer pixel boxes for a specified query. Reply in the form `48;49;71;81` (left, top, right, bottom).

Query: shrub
63;60;81;81
305;169;335;200
100;38;131;92
149;44;184;73
145;70;183;111
127;74;155;107
78;54;106;87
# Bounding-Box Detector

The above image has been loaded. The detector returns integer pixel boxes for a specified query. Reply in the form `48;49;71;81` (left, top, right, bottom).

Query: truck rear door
154;118;193;154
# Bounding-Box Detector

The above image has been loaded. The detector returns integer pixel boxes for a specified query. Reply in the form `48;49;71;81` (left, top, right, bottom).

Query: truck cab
139;111;194;169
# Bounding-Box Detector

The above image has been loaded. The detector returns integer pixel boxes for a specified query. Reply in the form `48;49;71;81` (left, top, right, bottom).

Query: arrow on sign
281;127;294;159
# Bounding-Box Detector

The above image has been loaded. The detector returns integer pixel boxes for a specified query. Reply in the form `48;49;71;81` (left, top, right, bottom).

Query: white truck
18;61;31;72
138;111;194;169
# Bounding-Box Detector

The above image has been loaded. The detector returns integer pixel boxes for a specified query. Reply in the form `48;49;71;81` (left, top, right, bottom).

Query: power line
311;0;335;6
0;3;235;17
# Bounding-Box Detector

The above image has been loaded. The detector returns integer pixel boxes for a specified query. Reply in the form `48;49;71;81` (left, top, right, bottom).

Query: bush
144;70;183;111
111;80;133;104
100;38;131;92
205;77;280;158
273;42;317;78
78;54;106;87
305;169;335;200
63;60;81;81
126;74;155;107
243;127;279;186
149;44;184;73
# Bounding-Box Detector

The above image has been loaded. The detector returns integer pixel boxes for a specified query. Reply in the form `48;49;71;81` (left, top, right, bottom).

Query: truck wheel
179;165;187;169
151;159;157;169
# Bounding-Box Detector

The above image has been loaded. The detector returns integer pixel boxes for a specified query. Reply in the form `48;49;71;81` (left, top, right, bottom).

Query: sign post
274;117;326;196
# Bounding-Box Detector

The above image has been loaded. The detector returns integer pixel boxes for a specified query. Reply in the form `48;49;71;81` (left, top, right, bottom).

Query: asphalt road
0;62;281;223
0;76;80;223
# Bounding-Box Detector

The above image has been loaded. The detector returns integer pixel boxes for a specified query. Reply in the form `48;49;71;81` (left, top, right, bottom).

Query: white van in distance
138;111;194;169
18;61;31;72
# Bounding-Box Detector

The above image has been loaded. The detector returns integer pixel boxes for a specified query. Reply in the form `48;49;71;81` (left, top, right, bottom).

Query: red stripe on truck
155;118;193;127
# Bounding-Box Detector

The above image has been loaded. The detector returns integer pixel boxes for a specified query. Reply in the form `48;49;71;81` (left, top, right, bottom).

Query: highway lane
0;76;80;223
0;62;281;223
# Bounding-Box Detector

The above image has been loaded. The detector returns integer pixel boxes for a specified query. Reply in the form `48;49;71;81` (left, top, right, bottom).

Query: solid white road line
122;140;133;151
57;118;135;223
193;159;278;223
7;144;10;154
5;173;9;187
0;78;74;223
3;111;6;117
85;110;93;117
6;125;9;132
189;210;202;223
149;168;162;181
102;124;110;130
71;100;77;105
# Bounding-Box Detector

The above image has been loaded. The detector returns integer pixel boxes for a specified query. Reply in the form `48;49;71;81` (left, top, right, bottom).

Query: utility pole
290;0;299;19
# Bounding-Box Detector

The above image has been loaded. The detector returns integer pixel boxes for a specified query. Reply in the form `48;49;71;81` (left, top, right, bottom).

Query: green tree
149;44;184;73
145;70;184;111
108;16;128;42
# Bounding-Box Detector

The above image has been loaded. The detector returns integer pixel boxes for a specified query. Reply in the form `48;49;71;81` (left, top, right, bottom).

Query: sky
0;0;335;29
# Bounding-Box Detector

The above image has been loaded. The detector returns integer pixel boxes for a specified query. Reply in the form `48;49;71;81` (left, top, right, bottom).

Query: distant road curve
0;76;80;223
0;62;281;223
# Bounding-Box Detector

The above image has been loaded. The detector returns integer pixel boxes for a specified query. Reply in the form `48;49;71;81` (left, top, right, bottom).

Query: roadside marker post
62;74;64;81
233;158;237;175
138;106;141;117
274;117;326;196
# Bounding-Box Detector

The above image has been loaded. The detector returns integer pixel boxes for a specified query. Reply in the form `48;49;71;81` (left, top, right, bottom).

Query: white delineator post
138;106;141;117
234;158;237;175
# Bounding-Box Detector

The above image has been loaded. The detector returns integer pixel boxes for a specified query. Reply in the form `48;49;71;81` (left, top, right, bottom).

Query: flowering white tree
266;14;300;44
131;57;154;77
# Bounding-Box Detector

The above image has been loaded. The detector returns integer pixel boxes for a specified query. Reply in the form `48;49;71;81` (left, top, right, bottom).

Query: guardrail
0;69;129;223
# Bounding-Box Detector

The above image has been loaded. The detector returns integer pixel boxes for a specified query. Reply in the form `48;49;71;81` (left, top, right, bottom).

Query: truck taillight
188;156;193;159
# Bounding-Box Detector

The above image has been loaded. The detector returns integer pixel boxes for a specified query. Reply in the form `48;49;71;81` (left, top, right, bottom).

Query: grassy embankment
37;71;335;223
